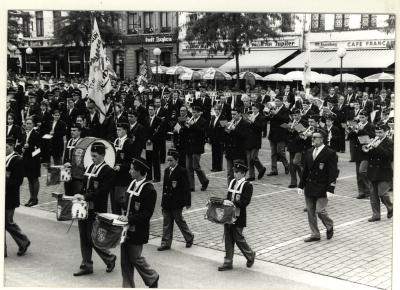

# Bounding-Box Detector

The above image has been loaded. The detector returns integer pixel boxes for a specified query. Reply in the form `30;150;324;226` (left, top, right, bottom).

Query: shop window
113;51;124;79
127;12;141;34
281;14;294;32
39;53;52;74
22;16;30;37
361;14;377;28
68;50;89;75
36;11;44;37
26;54;38;74
334;14;350;30
311;14;325;31
112;15;122;33
144;12;153;33
160;51;171;67
160;12;171;33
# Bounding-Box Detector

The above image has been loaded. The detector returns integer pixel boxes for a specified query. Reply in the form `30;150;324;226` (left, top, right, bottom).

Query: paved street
6;138;393;289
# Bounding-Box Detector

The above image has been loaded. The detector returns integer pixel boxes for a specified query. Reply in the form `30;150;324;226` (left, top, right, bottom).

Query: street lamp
153;47;161;83
337;47;347;94
26;46;33;75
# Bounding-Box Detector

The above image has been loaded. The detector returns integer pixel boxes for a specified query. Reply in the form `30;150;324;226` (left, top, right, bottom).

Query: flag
88;18;114;124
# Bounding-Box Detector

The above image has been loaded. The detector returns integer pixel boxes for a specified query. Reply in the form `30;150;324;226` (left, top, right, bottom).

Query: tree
185;13;282;88
53;11;123;77
8;10;30;45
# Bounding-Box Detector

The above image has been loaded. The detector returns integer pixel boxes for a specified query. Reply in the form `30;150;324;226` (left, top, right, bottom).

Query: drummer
73;142;116;277
117;157;159;288
63;123;83;196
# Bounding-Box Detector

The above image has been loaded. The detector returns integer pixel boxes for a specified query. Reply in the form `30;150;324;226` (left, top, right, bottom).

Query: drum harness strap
6;153;17;169
120;180;150;244
66;137;81;160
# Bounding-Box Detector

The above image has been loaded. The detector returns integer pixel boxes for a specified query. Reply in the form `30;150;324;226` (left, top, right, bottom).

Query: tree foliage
185;13;282;88
8;10;30;45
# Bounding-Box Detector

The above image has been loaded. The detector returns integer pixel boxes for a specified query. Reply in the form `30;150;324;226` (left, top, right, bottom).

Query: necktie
313;148;318;160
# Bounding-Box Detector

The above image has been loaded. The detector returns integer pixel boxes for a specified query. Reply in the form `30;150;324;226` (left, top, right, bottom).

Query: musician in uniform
158;149;194;251
347;111;375;199
63;123;83;196
145;104;162;182
127;109;146;158
325;115;341;152
298;128;338;242
218;160;255;271
154;97;168;163
73;142;117;276
5;137;31;257
208;104;226;172
112;123;134;214
86;102;101;138
7;113;23;153
49;109;67;165
22;117;41;207
365;123;393;222
172;106;190;167
334;96;348;153
117;158;159;288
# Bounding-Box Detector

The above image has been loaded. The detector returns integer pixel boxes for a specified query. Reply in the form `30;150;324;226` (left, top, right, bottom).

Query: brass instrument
362;136;382;152
225;120;236;132
300;126;314;140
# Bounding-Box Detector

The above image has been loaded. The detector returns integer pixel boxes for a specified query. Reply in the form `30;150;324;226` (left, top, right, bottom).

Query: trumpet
225;121;236;132
185;116;195;127
300;126;314;140
362;136;381;152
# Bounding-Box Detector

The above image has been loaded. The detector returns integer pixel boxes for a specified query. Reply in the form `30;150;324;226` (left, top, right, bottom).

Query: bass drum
71;137;116;179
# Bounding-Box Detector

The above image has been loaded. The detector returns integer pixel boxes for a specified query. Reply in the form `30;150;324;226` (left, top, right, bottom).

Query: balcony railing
160;26;172;33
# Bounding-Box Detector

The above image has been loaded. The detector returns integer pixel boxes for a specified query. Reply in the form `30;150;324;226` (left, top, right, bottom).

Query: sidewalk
18;139;393;289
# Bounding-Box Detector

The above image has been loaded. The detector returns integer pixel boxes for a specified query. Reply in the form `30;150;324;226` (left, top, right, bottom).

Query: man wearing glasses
298;128;338;242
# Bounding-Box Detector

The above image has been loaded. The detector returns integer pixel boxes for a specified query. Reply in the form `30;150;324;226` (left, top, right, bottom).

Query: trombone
362;136;382;152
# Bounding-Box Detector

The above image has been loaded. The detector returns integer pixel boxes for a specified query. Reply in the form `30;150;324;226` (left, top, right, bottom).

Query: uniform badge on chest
134;201;141;211
93;181;99;189
172;181;177;188
319;163;325;170
119;152;125;160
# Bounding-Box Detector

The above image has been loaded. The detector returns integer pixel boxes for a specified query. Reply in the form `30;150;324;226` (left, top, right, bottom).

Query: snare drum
91;213;128;250
71;137;116;179
71;199;88;220
205;197;237;225
47;166;72;185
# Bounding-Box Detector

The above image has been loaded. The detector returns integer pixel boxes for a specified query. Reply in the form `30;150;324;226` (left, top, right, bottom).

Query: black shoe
246;252;256;268
157;245;171;251
246;177;255;182
218;263;233;271
150;275;159;288
24;200;33;207
17;241;30;256
356;194;366;199
368;217;381;222
327;227;334;240
186;236;194;248
190;188;195;192
388;210;393;219
106;256;116;273
304;236;320;242
284;166;289;175
258;167;266;180
201;180;209;191
26;201;38;207
73;268;93;276
288;184;297;188
349;160;355;163
266;172;278;176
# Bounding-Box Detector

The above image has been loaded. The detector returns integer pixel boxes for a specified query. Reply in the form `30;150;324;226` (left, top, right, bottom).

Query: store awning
280;49;395;69
178;58;231;70
219;49;298;73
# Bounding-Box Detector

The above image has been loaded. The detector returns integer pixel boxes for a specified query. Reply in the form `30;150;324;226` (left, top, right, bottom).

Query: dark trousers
159;138;166;164
226;158;234;185
186;154;209;190
356;160;371;196
77;216;115;269
289;152;302;186
64;179;83;196
370;181;393;219
27;177;39;203
262;122;268;138
5;209;30;253
110;186;127;215
246;149;265;179
223;225;254;265
305;196;333;238
269;140;289;173
349;139;355;161
120;243;159;288
41;140;51;164
338;127;346;152
145;149;161;181
52;154;63;166
177;148;186;168
161;208;194;247
211;143;224;171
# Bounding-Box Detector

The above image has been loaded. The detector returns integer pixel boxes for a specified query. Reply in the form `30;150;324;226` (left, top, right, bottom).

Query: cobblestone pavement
20;139;392;289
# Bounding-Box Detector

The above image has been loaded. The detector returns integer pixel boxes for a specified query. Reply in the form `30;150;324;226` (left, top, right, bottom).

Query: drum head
82;139;116;168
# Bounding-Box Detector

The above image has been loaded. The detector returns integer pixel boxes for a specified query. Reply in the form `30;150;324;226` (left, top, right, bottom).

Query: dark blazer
220;103;232;121
268;105;290;143
373;97;391;112
6;124;23;146
21;129;41;178
124;181;157;245
74;98;87;116
228;95;244;109
360;100;373;115
6;153;24;209
348;122;375;162
299;146;338;198
326;125;341;152
66;108;79;128
145;116;163;147
86;113;101;138
183;116;207;155
128;122;146;158
224;118;248;161
246;113;266;150
50;120;67;157
333;104;349;125
367;137;393;182
63;137;82;164
208;115;226;145
345;93;357;106
82;162;115;214
162;165;191;210
114;137;134;186
286;121;306;153
194;96;212;122
37;110;52;135
226;180;252;228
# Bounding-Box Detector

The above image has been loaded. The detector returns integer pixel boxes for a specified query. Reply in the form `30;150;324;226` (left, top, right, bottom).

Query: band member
22;117;41;207
49;109;67;165
112;123;134;214
182;105;209;191
334;96;348;153
347;111;375;199
73;142;116;276
194;91;212;124
76;115;88;138
154;97;168;163
298;128;338;242
158;149;194;251
218;160;255;271
373;89;391;112
301;115;320;151
360;92;373;116
365;123;393;222
6;113;23;152
72;90;87;117
245;103;267;181
63;123;83;196
65;98;79;140
172;106;190;167
286;109;305;188
325;115;341;152
117;158;159;288
127;109;146;158
208;104;225;172
5;137;31;257
266;96;290;176
86;102;101;138
145;104;162;182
